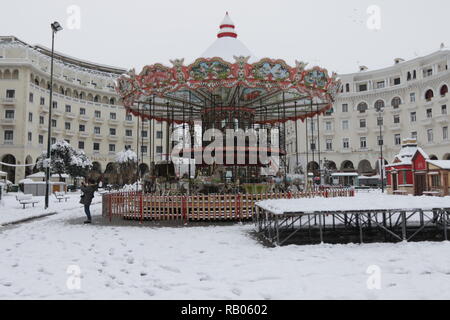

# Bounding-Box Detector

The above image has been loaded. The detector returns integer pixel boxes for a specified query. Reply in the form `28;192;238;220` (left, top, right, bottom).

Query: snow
427;160;450;170
1;191;450;299
116;150;137;163
257;193;450;215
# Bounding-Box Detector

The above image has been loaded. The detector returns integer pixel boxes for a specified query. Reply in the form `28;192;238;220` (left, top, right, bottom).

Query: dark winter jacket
80;184;97;206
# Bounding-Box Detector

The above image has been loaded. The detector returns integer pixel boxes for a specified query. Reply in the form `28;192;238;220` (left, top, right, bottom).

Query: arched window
3;69;11;79
425;89;434;101
94;95;100;103
357;102;368;113
374;100;385;112
441;85;448;97
12;70;19;79
346;83;350;92
110;98;116;105
391;97;402;109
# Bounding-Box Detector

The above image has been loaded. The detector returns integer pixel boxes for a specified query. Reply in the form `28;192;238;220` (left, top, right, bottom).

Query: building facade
286;49;450;179
0;36;169;184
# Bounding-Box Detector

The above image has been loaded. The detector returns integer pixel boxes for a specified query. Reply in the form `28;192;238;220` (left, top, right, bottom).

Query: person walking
80;180;98;224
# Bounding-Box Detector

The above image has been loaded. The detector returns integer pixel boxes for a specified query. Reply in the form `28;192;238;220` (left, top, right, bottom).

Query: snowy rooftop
202;13;256;62
389;139;428;166
427;160;450;170
257;193;450;215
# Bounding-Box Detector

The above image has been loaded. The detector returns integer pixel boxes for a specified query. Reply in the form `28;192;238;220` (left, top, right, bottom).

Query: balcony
53;128;63;135
108;119;119;126
78;132;89;139
92;134;103;141
40;105;50;113
79;115;90;122
64;130;76;137
123;120;134;127
356;127;369;134
2;98;16;105
435;115;449;124
323;130;335;136
0;118;16;126
389;124;402;132
124;136;134;143
108;135;119;142
93;117;105;124
421;118;433;126
52;109;63;117
64;113;76;119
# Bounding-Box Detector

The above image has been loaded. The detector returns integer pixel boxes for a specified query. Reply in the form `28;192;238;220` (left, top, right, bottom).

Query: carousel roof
115;13;341;125
202;13;256;62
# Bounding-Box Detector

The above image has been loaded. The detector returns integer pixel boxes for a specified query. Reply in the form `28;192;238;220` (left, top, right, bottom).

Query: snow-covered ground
1;192;450;300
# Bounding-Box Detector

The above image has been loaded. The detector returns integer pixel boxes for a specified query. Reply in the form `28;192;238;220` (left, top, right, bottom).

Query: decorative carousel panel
189;58;233;81
251;59;291;81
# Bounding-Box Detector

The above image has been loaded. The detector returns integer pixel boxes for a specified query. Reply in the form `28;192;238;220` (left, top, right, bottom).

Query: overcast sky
1;0;449;74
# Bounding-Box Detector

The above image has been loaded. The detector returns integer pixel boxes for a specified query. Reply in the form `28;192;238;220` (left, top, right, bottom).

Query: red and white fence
102;188;355;223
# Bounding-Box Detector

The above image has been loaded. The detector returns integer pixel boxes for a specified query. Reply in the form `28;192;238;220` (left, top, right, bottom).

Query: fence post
108;194;112;222
140;192;144;224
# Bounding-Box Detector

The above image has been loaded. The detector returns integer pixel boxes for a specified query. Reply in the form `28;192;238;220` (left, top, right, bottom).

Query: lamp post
377;107;385;193
45;21;63;210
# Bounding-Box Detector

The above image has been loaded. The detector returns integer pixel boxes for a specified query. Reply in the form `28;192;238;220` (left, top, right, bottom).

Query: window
431;175;440;188
325;107;334;116
110;128;116;136
38;135;44;144
65;122;71;130
29;93;34;103
93;143;100;152
343;138;350;149
342;120;349;130
325;122;332;131
393;78;401;85
142;130;148;138
5;110;14;119
395;134;401;145
374;100;385;112
40;97;45;105
357;102;368;113
39;116;44;125
94;110;101;118
410;112;417;122
377;117;383;126
442;105;447;115
110;113;117;120
427;129;434;143
310;139;316;151
51;119;57;128
157;131;163;139
94;127;101;135
4;130;14;142
427;109;433;118
65;105;71;113
65;140;70;145
360;137;367;149
377;135;384;146
326;139;333;151
52;101;58;109
359;119;366;128
425;89;434;101
28;132;32;142
358;84;367;92
410;92;416;103
393;115;400;124
28;113;33;122
443;127;448;140
441;85;449;97
411;132;417;140
80;108;86;115
156;146;163;154
126;114;132;121
141;146;148;154
391;97;401;109
6;90;15;98
425;68;433;77
78;141;85;150
79;124;85;132
342;104;348;113
109;144;116;152
126;130;133;137
376;81;385;89
51;137;56;145
345;84;350;92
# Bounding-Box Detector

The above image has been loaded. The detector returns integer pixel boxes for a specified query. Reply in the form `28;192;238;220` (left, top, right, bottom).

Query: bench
16;194;40;209
54;192;70;202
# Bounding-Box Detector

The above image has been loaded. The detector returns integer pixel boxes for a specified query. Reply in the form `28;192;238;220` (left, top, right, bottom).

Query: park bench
54;192;70;202
16;194;40;209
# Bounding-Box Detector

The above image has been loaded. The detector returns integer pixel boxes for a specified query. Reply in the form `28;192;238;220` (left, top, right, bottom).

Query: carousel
115;13;340;196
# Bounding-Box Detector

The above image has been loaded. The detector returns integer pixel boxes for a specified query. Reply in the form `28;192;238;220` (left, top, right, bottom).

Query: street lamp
376;106;385;193
45;21;63;209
